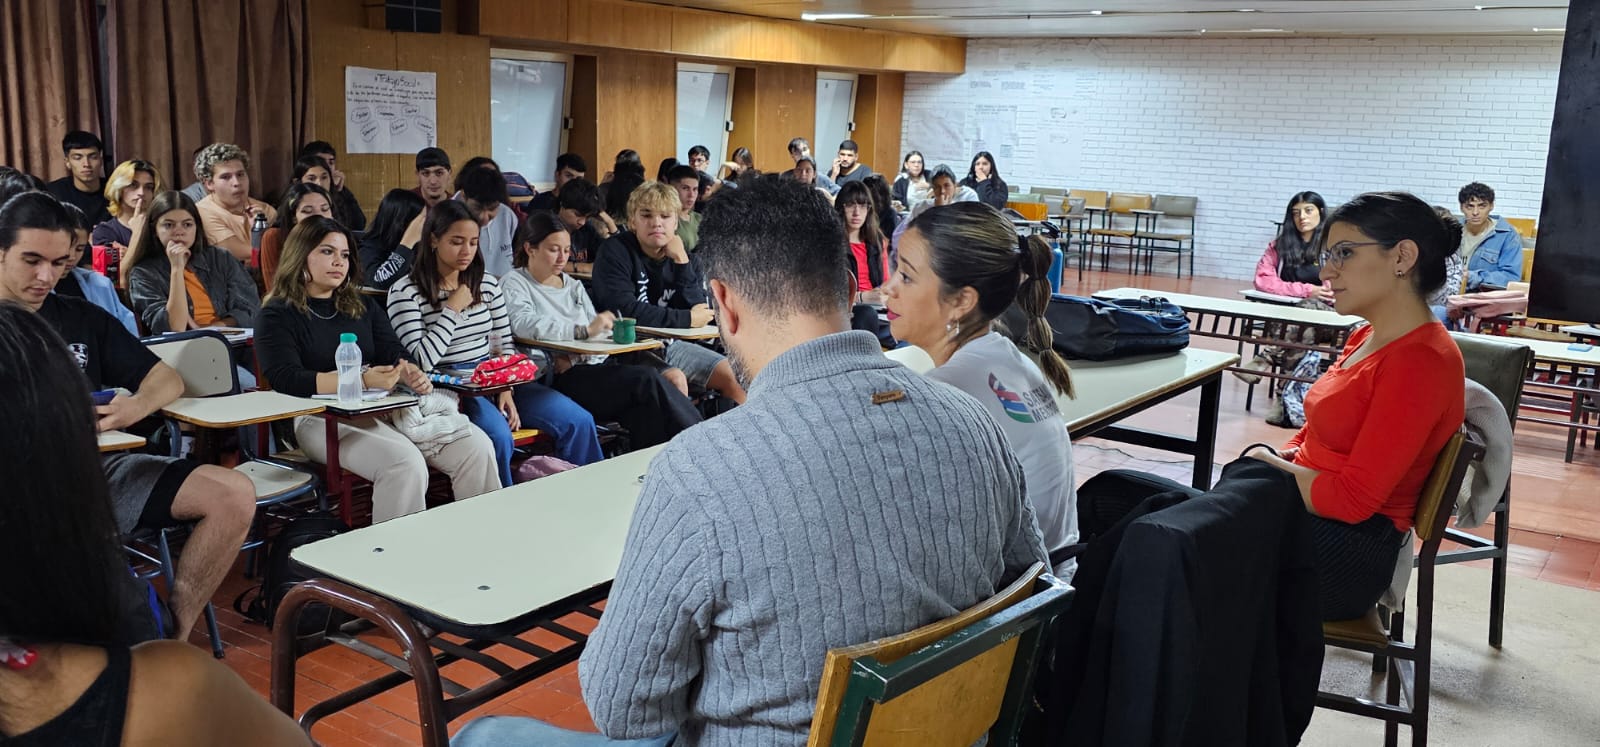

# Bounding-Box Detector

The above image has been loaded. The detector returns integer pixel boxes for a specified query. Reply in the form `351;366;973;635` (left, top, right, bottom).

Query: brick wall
901;36;1561;280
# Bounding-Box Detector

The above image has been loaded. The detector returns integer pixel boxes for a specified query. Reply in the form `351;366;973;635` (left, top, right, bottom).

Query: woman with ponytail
883;201;1079;575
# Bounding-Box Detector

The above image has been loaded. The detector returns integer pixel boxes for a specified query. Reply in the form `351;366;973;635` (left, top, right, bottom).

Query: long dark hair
367;188;427;252
0;304;125;645
1321;192;1461;298
1275;191;1326;273
512;211;569;270
964;151;1003;184
271;182;333;233
907;201;1074;398
410;199;484;310
267;216;366;318
126;190;211;271
836;180;886;287
901;150;926;180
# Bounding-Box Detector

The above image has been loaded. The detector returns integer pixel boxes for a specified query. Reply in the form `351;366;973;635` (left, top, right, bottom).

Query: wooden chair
807;563;1072;746
1087;192;1152;273
1521;247;1535;283
1505;216;1537;238
1433;334;1532;648
1317;431;1485;746
1135;194;1198;278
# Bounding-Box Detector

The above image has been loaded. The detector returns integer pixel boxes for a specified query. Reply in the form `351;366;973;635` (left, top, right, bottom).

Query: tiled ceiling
644;1;1571;37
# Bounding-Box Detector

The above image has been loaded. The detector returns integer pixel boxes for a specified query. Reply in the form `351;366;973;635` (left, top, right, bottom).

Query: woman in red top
1246;191;1466;619
836;180;889;296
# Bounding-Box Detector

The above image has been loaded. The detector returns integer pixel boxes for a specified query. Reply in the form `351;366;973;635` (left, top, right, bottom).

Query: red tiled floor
188;266;1600;742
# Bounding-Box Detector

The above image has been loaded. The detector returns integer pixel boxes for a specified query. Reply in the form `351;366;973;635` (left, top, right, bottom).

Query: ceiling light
1533;26;1564;31
801;12;869;21
1236;8;1258;11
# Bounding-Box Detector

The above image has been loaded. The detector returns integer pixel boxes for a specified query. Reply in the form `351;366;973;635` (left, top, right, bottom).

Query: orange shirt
183;269;218;326
259;227;285;293
1286;322;1464;531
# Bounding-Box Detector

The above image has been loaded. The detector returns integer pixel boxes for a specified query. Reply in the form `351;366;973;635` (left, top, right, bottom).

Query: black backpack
1001;293;1190;361
234;514;350;637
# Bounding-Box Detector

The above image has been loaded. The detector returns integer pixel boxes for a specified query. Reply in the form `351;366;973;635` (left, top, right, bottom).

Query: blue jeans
461;382;604;486
452;716;673;747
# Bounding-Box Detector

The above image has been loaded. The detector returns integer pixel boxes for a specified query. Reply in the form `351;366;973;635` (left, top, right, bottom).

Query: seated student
92;158;162;268
655;157;680;184
782;136;839;195
0;303;310;747
685;144;711;177
357;188;427;290
590;182;747;405
553;178;612;270
45;130;112;225
191;143;276;264
453;177;1047;747
0;191;256;644
1428;206;1466;323
1457;181;1525;292
454;164;518;278
891;150;930;210
1237;191;1335;389
715;147;754;182
298;140;365;231
56;203;138;335
862;174;899;245
828;138;874;186
455;156;523;220
501;212;702;446
604;166;646;228
178;146;208;204
258;216;500;521
0;167;46;204
527;152;586;213
884;201;1079;575
664;164;703;253
785;155;835;204
125;190;261;337
892;165;977;252
413;147;452;208
959;151;1010;210
259;182;334;292
836;181;889;297
387;200;603;487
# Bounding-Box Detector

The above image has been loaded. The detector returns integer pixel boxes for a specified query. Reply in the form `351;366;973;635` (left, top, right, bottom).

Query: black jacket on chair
1037;458;1323;746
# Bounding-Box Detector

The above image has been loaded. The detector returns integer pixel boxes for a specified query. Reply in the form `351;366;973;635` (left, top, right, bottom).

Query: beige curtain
0;0;103;180
106;0;309;199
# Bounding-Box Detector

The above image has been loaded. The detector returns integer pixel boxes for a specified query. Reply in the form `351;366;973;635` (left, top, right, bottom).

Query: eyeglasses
1318;241;1389;270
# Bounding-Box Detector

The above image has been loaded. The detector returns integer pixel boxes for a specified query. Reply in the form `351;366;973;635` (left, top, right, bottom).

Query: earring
1395;269;1405;277
303;270;312;283
946;320;960;340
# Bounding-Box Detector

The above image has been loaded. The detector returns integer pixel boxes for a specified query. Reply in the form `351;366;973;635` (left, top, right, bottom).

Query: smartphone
91;389;118;406
1569;343;1593;352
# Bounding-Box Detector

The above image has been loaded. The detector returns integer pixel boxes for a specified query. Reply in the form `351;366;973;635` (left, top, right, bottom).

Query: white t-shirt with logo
927;332;1078;567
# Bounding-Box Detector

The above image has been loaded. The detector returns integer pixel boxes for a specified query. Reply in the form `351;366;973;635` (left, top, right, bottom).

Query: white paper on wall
345;66;438;155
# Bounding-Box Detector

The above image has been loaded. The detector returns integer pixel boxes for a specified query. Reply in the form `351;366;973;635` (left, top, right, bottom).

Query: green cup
612;317;637;344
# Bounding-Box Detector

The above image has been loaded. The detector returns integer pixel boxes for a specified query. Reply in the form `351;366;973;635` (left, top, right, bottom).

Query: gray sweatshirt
578;330;1048;746
500;267;605;366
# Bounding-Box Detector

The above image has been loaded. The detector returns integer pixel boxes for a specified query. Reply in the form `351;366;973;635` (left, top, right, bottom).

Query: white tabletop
1559;324;1600;339
98;430;147;453
635;324;720;341
1096;287;1364;328
881;345;1237;435
1459;332;1600;368
515;336;664;356
1238;289;1306;306
293;445;663;628
161;390;326;428
317;394;420;417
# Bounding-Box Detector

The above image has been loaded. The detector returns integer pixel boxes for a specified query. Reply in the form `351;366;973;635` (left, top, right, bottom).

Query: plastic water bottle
335;333;362;406
1047;244;1065;294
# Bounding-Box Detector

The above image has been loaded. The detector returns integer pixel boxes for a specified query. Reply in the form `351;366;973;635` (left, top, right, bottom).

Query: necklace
308;298;339;320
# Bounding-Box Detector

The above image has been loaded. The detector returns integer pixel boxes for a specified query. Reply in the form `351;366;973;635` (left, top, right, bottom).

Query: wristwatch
575;324;590;340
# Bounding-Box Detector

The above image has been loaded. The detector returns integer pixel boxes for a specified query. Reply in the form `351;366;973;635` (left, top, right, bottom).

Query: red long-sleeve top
1285;323;1465;531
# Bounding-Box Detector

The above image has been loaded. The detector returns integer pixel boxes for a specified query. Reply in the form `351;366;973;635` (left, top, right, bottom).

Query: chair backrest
141;330;238;397
1107;192;1152;215
1451;332;1533;431
1505;216;1537;238
1009;192;1044;204
1414;432;1485;545
1152;194;1198;219
808;563;1071;747
1521;247;1535;282
1067;189;1108;210
1008;201;1048;221
1032;186;1066;197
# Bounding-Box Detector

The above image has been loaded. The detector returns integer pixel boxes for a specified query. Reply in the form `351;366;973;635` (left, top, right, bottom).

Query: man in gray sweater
453;178;1047;747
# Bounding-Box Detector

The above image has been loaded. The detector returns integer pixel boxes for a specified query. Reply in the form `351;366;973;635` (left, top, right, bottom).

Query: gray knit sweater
579;330;1048;746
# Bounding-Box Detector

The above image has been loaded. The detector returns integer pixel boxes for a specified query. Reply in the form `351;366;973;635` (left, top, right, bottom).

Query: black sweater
358;234;416;291
257;296;408;397
961;176;1010;210
589;232;706;328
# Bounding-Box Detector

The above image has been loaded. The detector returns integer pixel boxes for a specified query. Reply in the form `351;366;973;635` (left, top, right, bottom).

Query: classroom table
1559;324;1600;344
272;445;664;746
635;324;720;341
313;394;421;525
513;335;663;356
886;345;1236;489
98;429;147;453
1238;288;1306;305
1461;332;1600;462
1094;287;1364;409
161;390;326;429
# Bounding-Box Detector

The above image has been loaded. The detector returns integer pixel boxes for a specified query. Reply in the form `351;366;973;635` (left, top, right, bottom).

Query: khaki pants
293;415;501;523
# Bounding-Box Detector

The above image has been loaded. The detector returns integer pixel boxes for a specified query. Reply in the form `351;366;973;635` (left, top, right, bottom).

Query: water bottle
335;333;363;406
250;211;269;268
1047;243;1065;294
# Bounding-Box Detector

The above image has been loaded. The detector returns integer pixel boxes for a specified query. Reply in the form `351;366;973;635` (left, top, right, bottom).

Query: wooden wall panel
671;8;753;61
308;23;401;219
859;72;904;177
569;56;599;179
817;27;885;72
569;0;673;51
752;64;816;170
594;51;677;173
883;34;966;74
728;67;757;164
465;0;566;43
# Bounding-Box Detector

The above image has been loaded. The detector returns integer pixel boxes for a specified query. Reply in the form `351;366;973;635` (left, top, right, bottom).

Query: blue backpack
1004;294;1190;361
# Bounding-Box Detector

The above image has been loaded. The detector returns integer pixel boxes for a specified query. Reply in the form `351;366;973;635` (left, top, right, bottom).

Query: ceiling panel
642;1;1571;37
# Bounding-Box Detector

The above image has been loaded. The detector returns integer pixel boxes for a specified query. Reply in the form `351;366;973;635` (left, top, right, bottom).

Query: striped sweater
385;273;511;371
578;330;1048;746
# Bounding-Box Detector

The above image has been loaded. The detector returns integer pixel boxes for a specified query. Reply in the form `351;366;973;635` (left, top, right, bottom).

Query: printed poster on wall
344;66;438;155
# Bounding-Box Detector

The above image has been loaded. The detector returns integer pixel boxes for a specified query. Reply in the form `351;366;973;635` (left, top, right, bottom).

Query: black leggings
552;363;702;448
1079;469;1404;621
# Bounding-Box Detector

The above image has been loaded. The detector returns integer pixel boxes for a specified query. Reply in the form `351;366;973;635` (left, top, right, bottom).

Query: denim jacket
1465;216;1525;291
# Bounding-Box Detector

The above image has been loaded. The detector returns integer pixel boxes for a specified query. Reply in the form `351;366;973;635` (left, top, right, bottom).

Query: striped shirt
385;273;511;371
